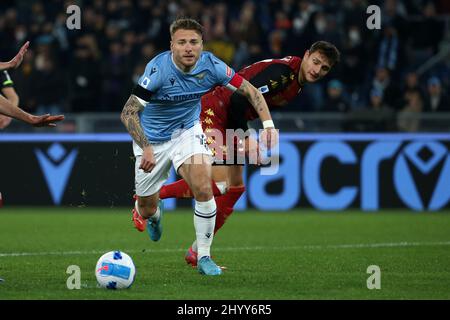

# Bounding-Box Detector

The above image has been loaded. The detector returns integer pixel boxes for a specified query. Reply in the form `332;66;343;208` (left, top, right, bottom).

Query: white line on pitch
1;241;450;258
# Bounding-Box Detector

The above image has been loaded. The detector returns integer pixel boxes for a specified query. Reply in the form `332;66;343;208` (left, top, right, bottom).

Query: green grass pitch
0;207;449;300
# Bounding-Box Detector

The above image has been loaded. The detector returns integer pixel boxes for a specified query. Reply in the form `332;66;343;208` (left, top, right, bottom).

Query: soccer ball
95;251;136;289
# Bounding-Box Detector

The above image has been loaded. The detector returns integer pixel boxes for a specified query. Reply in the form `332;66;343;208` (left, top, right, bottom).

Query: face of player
300;50;331;84
170;29;203;72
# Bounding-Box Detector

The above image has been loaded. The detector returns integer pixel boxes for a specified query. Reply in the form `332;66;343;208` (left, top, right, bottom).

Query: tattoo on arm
121;95;150;149
252;92;264;113
237;79;266;114
236;79;250;98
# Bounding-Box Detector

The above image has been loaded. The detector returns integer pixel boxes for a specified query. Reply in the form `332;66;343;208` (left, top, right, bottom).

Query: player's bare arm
0;94;64;127
120;94;155;173
235;79;278;149
2;87;19;107
0;41;29;70
121;94;149;149
235;79;272;124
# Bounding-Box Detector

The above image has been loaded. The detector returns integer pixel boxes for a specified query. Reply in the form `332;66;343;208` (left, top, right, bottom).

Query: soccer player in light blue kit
121;18;278;276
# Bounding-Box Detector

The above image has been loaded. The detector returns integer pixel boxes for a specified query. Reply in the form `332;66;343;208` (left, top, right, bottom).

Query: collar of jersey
171;53;200;75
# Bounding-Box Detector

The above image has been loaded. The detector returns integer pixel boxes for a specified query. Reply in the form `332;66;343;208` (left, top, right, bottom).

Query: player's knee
192;184;213;201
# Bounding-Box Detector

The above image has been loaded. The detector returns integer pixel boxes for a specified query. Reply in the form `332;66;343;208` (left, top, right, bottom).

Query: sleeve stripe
229;74;243;89
132;85;154;103
3;70;12;81
225;83;238;92
1;70;14;87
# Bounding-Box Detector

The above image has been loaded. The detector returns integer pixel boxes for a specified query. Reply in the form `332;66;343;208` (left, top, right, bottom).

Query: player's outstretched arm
0;41;30;70
0;85;19;129
0;95;64;127
235;79;278;149
121;94;156;173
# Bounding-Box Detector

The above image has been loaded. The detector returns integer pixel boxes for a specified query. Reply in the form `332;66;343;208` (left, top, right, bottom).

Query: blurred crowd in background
0;0;449;132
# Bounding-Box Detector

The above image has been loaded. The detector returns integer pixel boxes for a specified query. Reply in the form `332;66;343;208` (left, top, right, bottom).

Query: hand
0;115;12;129
140;146;156;173
0;41;30;70
259;127;279;150
245;136;261;165
29;114;65;127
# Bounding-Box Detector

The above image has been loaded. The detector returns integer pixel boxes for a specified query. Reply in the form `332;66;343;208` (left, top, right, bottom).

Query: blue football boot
197;256;222;276
147;200;163;241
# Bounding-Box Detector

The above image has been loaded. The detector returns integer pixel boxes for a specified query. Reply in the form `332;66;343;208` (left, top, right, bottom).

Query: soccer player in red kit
137;41;340;267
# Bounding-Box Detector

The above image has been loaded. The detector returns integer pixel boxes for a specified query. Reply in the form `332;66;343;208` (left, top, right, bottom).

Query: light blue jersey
136;51;237;142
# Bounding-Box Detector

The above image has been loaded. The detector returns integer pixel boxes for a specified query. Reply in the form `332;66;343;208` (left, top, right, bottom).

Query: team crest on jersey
194;72;206;83
169;77;176;85
150;67;157;75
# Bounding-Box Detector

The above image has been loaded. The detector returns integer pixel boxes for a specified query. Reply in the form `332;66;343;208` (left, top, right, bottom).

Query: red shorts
200;92;245;164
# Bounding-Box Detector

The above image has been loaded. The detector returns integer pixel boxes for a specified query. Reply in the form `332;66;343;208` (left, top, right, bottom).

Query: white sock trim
134;201;144;218
215;181;228;195
194;198;217;218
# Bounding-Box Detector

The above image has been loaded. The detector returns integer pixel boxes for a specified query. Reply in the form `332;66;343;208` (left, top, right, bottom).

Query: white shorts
133;123;213;197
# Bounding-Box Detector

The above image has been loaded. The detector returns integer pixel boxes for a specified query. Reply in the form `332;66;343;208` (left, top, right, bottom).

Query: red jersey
200;56;303;161
211;56;302;128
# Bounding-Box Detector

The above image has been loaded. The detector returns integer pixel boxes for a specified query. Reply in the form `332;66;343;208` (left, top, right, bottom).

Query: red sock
159;179;223;199
214;186;245;234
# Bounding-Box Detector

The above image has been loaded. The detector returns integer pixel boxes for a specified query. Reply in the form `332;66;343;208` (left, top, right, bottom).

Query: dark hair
309;41;340;67
169;18;204;38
